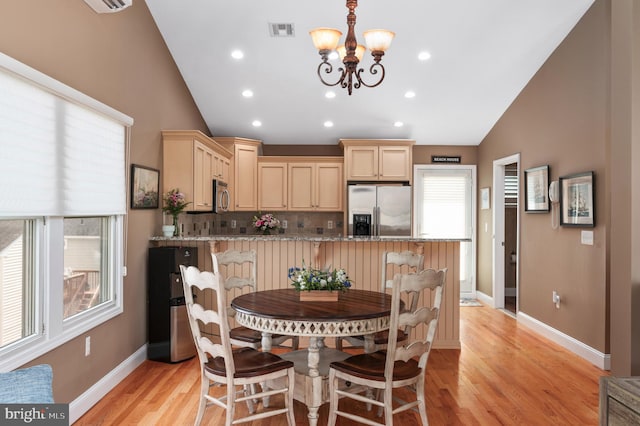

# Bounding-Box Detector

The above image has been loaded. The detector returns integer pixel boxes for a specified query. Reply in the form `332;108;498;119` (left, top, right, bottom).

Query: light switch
581;230;594;246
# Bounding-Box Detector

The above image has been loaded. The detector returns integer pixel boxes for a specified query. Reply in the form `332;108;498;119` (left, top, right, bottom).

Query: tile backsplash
170;211;344;238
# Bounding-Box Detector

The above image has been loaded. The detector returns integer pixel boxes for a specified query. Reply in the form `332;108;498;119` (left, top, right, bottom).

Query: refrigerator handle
375;206;381;237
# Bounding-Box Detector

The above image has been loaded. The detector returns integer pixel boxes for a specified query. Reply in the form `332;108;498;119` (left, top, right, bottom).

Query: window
414;165;476;295
0;52;133;371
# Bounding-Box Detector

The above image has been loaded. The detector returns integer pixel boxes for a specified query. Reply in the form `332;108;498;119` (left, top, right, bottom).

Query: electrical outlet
327;220;334;229
231;220;237;229
282;220;288;229
85;336;91;357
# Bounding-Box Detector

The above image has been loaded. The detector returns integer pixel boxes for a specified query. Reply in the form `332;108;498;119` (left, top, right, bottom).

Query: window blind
418;169;472;239
0;52;132;217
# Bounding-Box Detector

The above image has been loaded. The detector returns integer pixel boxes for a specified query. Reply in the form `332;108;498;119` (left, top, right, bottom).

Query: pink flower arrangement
162;189;191;217
252;213;280;234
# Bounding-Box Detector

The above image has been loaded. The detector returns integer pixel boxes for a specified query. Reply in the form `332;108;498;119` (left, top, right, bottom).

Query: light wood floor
76;304;607;425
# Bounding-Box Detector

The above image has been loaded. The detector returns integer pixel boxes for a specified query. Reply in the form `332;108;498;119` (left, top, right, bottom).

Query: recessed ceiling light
231;50;244;59
418;51;431;61
242;89;254;98
252;120;262;127
324;121;334;128
404;91;416;99
325;91;336;99
394;121;404;127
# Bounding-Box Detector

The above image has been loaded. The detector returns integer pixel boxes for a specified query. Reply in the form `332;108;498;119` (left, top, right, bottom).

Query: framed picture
559;171;595;227
524;165;550;213
480;187;490;210
130;164;159;209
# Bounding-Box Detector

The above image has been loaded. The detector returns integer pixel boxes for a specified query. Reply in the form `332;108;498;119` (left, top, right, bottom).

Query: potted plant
162;188;190;237
288;261;352;301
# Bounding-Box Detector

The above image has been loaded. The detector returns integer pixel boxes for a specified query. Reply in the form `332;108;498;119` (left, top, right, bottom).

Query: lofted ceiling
145;0;594;146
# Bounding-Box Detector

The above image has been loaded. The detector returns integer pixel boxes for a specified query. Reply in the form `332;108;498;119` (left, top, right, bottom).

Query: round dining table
231;288;395;426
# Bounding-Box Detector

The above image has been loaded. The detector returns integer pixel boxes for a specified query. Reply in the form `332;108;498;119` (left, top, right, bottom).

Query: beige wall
478;0;609;353
413;145;478;166
0;1;208;401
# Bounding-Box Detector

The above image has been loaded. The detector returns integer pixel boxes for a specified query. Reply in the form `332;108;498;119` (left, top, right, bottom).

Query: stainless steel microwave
212;179;230;213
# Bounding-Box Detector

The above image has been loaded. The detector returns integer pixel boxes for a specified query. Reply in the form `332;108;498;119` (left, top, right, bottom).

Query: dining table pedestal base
279;338;351;426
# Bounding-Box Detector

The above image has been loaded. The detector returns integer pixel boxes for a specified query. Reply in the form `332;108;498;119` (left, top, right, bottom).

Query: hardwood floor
76;304;607;425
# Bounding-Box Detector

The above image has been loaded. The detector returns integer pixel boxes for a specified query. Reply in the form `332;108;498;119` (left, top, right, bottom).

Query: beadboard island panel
151;237;461;349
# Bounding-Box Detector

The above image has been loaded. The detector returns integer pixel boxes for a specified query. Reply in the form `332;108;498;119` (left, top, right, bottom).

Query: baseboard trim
476;290;493;307
69;345;147;424
433;340;461;350
517;312;610;370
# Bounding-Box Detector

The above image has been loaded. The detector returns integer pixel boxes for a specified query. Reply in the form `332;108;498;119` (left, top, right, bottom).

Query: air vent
269;23;295;37
84;0;132;14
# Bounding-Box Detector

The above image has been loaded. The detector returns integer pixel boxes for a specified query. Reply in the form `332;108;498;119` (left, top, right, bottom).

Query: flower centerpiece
162;188;191;237
288;261;352;301
252;212;280;235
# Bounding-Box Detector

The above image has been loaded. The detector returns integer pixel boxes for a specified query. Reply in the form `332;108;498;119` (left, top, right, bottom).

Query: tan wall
413;145;478;165
0;1;208;402
478;0;609;353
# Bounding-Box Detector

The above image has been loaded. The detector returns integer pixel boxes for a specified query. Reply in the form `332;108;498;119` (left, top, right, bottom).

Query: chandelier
309;0;395;95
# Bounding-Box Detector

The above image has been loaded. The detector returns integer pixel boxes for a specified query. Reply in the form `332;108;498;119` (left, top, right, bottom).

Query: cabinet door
234;144;258;210
220;156;231;183
258;163;287;210
193;141;214;210
288;163;315;210
346;146;378;180
379;146;411;181
315;162;343;211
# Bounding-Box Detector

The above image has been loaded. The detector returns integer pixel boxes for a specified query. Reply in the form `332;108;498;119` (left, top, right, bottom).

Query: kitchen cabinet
162;130;233;212
340;139;415;182
215;137;263;211
288;159;343;211
258;160;288;210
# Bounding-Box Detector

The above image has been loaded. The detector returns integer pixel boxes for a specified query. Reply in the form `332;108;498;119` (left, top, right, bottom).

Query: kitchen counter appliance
348;182;412;237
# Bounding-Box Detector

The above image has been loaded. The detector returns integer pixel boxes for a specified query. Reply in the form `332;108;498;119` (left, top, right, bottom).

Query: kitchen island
150;235;463;349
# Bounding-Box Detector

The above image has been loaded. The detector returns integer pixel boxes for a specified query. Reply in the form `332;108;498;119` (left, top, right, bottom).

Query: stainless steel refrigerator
347;184;412;237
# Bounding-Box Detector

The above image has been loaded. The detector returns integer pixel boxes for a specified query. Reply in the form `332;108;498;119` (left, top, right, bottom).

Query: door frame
413;164;477;298
492;153;520;310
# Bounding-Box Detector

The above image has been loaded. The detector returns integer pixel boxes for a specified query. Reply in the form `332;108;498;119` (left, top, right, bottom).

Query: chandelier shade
309;0;394;95
309;28;343;51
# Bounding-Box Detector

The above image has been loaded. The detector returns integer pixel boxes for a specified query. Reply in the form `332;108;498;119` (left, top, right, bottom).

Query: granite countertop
149;235;470;242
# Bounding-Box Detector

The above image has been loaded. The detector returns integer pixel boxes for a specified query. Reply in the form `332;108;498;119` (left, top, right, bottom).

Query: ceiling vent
269;23;295;37
84;0;132;14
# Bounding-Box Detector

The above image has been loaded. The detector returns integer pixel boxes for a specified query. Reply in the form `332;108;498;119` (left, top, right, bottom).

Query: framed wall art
524;165;550;213
480;187;490;210
130;164;159;209
559;171;594;227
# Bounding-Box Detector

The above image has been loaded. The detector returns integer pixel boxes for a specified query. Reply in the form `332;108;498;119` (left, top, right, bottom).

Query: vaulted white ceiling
145;0;594;146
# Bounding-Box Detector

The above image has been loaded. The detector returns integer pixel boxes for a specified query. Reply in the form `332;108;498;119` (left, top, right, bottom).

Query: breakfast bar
150;235;462;349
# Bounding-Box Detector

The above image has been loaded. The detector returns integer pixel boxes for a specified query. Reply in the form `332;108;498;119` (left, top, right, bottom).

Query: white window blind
418;170;471;239
0;52;132;217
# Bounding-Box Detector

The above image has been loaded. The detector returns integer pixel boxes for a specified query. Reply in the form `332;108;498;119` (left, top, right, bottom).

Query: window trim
0;216;124;371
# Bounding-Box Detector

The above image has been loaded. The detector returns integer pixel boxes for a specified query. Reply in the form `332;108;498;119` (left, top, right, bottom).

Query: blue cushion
0;364;54;403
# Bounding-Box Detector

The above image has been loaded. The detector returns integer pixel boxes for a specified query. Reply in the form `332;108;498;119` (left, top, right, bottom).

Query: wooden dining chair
213;249;298;350
179;264;296;426
336;250;424;351
328;268;447;426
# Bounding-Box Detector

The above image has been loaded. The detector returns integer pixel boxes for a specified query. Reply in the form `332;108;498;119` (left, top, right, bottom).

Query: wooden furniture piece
212;250;298;350
336;250;425;351
339;139;415;183
600;376;640;425
179;265;296;426
328;268;447;426
231;288;397;426
162;130;233;212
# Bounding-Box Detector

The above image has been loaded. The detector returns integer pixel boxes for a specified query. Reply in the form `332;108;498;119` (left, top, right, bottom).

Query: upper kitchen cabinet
258;158;288;210
339;139;415;183
162;130;233;212
288;158;343;211
215;137;263;211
